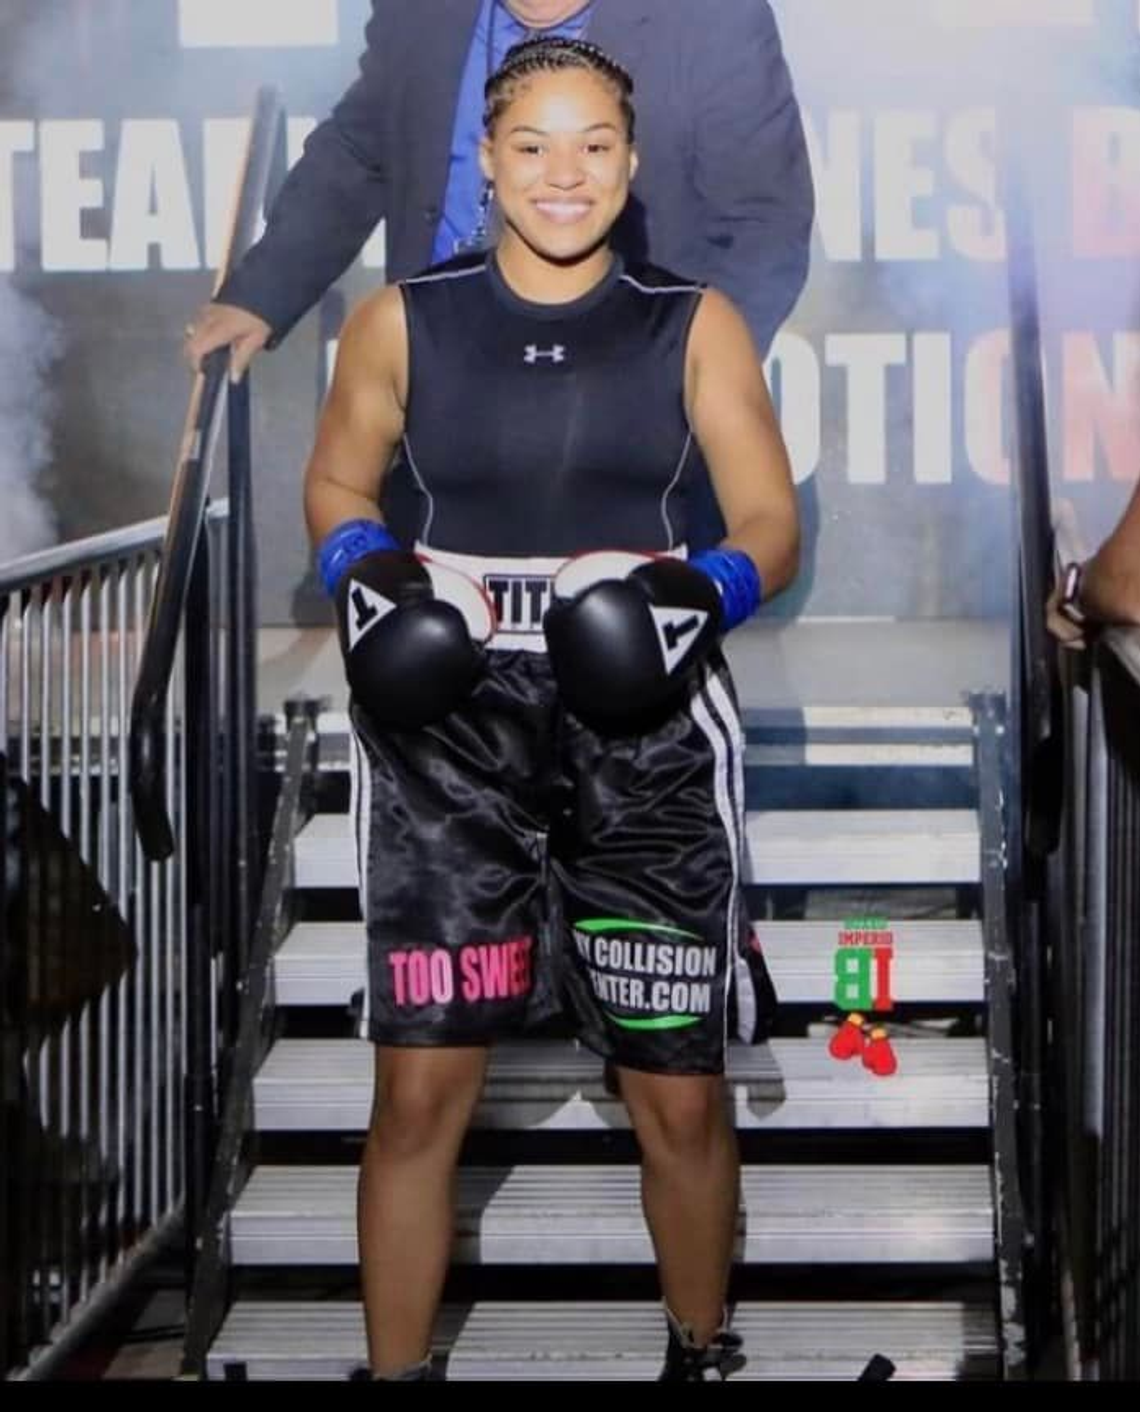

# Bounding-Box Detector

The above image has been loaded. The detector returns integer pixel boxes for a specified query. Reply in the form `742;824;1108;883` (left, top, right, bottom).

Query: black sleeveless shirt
396;252;704;557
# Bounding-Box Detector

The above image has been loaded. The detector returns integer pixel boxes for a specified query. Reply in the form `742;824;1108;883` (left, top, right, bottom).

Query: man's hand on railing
1046;577;1089;651
1049;484;1140;651
184;302;272;381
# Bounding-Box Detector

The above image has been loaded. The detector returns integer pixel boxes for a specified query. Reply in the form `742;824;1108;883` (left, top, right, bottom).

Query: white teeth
535;202;591;219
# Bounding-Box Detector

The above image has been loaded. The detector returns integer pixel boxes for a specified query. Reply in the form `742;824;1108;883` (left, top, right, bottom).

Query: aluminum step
283;706;977;737
744;811;979;885
207;1298;997;1380
282;708;975;773
448;1300;997;1381
747;742;973;768
272;918;985;1007
230;1164;995;1266
740;705;975;734
294;809;981;890
253;1037;989;1132
208;1302;464;1381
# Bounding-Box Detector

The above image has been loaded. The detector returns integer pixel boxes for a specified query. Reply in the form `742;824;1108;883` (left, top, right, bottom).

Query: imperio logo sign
833;915;895;1014
829;917;898;1077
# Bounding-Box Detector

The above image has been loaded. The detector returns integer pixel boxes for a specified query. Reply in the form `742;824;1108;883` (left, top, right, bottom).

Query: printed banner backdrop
0;0;1137;623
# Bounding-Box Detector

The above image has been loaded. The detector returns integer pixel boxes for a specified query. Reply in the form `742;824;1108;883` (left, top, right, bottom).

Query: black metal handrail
1049;502;1140;1379
129;352;229;858
129;86;283;863
1002;137;1064;1369
181;700;318;1375
1;517;212;1377
971;690;1028;1378
1005;156;1062;859
1094;637;1140;1378
124;83;284;1313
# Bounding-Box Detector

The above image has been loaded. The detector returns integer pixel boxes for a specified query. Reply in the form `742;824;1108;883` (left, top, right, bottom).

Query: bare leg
618;1068;739;1345
358;1045;489;1375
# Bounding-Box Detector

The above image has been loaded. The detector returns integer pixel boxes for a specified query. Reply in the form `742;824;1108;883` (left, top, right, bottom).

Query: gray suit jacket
219;0;814;356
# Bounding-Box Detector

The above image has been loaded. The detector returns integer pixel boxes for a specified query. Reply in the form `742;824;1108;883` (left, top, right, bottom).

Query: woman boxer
303;36;799;1381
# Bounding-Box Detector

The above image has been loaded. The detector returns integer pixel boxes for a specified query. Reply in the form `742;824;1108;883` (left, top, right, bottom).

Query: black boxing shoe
658;1306;746;1382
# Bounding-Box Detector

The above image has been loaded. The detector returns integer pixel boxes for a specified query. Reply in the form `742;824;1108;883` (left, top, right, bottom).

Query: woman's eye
585;144;612;155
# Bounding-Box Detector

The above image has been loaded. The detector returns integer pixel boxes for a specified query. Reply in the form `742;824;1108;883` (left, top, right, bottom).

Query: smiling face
480;65;638;272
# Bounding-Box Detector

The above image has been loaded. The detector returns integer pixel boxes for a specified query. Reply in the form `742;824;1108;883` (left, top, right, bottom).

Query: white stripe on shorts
348;718;373;1037
688;665;745;1057
701;667;754;1043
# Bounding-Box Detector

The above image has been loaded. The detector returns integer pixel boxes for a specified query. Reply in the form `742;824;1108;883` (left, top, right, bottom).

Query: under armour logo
347;579;398;652
523;343;567;364
650;606;708;674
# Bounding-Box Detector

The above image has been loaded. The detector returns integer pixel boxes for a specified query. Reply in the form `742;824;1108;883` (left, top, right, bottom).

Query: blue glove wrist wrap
318;519;399;597
688;548;763;631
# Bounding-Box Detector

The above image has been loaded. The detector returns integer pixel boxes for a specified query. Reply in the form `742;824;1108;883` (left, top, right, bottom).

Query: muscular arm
1080;479;1140;625
684;289;800;599
216;2;390;343
303;285;408;545
1049;478;1140;646
687;0;814;355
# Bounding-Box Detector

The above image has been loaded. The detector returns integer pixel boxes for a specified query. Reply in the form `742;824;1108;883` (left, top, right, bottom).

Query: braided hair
484;35;636;140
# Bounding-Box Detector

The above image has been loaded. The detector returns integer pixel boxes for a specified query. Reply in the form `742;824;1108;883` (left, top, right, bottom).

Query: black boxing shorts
347;549;776;1076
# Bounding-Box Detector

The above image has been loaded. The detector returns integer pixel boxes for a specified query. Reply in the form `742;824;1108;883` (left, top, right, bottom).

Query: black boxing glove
543;550;723;724
319;520;496;729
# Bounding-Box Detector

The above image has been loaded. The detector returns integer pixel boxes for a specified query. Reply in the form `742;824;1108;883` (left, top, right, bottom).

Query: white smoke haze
0;2;68;568
775;0;1133;298
772;0;1139;556
0;277;61;563
779;0;1119;118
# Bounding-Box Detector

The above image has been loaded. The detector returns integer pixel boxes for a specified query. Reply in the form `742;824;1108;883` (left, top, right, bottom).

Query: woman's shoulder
345;281;406;334
335;283;411;376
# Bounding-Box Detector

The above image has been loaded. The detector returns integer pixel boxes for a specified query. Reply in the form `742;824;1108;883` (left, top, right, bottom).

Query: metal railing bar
182;700;317;1374
129;87;282;863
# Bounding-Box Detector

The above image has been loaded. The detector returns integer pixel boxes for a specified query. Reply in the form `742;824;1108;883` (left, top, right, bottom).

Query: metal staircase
202;698;1019;1380
15;75;1106;1381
